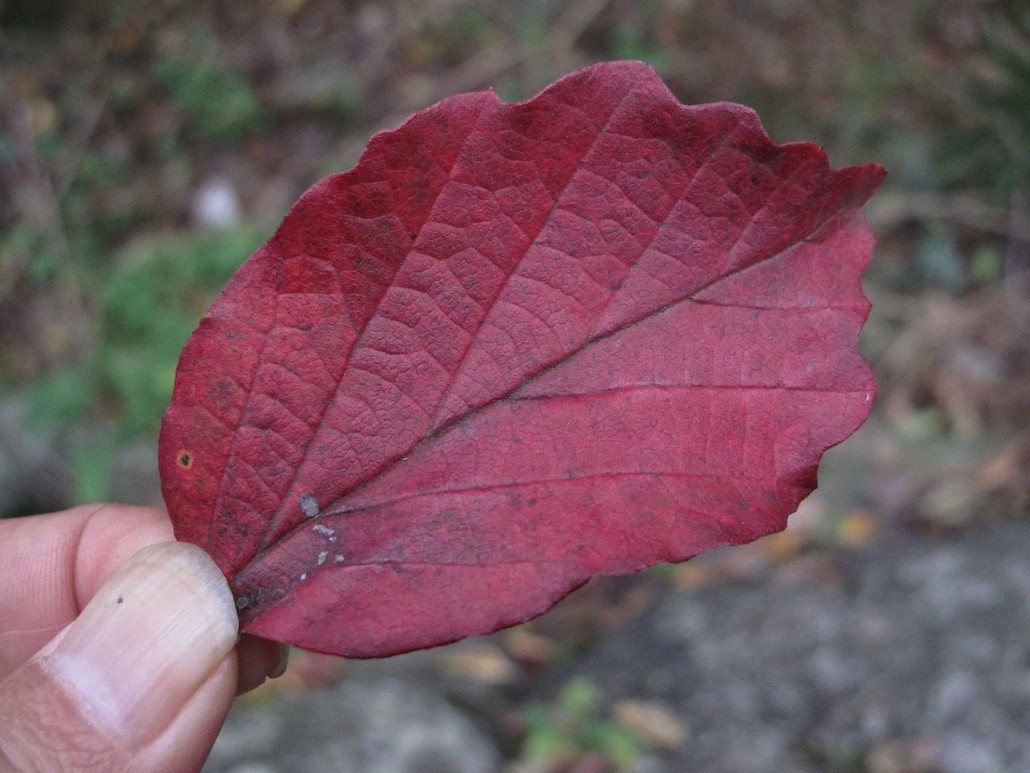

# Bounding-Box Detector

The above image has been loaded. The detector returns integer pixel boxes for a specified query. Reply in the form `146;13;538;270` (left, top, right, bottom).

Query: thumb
0;542;240;772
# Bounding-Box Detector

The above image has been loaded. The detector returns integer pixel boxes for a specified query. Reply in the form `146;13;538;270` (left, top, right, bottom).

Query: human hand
0;504;286;771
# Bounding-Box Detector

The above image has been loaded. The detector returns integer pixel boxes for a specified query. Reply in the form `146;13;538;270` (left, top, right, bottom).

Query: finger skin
0;542;240;772
136;656;238;772
0;619;239;773
0;504;173;679
0;659;236;773
0;505;283;691
0;505;286;772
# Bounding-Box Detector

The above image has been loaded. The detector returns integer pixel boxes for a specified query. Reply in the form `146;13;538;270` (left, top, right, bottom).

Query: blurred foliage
156;57;265;142
24;228;261;497
517;677;640;772
29;227;261;431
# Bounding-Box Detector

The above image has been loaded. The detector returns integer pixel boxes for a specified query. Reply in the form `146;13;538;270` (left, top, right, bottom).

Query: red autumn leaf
159;61;884;657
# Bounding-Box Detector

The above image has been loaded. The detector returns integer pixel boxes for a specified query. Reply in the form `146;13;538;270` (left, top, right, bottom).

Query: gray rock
204;678;499;773
568;522;1030;771
0;391;161;517
0;393;71;516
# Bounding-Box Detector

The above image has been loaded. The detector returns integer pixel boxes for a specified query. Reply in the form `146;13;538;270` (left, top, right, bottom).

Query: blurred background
1;1;1028;771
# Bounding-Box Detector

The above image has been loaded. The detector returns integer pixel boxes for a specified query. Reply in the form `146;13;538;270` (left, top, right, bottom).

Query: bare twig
867;190;1030;243
0;91;93;346
428;0;611;96
547;0;611;56
3;96;71;262
1004;185;1029;280
55;91;107;199
329;0;612;181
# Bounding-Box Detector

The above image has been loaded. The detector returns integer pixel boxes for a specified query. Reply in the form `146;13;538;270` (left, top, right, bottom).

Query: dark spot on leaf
117;596;124;604
177;450;193;470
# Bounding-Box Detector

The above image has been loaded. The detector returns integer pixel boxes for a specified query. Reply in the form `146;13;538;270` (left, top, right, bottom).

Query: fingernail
43;542;238;745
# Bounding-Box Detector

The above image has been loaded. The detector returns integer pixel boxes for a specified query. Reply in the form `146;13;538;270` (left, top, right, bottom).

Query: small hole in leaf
178;450;194;470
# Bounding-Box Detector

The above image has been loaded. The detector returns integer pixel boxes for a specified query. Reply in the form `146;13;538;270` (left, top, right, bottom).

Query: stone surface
0;394;71;516
568;522;1030;771
204;678;499;773
0;392;161;517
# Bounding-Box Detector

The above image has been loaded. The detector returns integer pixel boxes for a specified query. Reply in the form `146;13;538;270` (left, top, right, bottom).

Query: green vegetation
25;228;262;499
518;677;640;771
29;227;261;434
156;58;265;142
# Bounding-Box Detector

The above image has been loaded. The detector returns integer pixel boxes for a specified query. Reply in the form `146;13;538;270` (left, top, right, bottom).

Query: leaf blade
160;61;884;656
